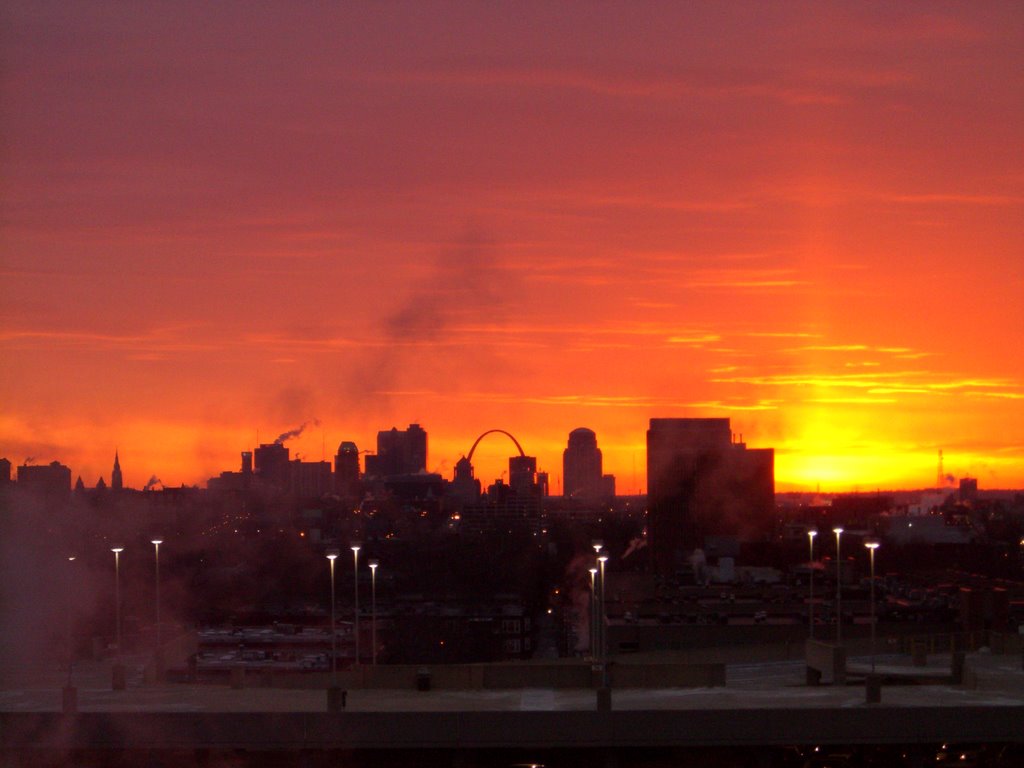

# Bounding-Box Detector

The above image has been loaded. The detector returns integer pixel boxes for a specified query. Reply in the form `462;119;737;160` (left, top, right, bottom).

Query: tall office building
290;460;333;498
17;460;72;501
254;443;290;489
365;424;427;478
509;455;538;498
646;418;774;576
563;428;607;500
334;441;361;498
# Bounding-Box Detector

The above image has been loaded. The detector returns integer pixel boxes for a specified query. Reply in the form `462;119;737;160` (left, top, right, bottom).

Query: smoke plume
274;419;320;445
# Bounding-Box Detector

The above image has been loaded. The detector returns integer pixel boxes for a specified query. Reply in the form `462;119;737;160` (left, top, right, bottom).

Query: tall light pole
351;544;361;666
111;546;125;691
807;529;817;640
66;556;76;689
368;559;378;666
597;553;608;663
111;547;124;655
326;549;338;685
151;539;163;678
865;540;880;673
833;528;843;645
588;567;598;659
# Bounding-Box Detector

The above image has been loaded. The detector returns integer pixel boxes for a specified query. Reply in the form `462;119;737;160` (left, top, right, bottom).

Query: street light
588;567;598;659
368;559;379;666
807;529;818;640
351;544;361;666
833;528;843;645
151;539;163;678
111;547;124;654
111;546;125;691
865;540;880;673
326;549;339;684
592;540;603;555
66;556;76;689
597;553;609;663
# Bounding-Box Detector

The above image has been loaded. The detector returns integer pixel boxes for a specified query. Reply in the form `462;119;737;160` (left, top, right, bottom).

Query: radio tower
937;449;944;489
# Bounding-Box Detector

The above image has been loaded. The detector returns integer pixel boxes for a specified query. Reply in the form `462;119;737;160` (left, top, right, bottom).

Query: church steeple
111;450;123;491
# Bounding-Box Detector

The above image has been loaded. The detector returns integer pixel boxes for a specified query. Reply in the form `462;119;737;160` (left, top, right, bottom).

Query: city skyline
2;3;1022;492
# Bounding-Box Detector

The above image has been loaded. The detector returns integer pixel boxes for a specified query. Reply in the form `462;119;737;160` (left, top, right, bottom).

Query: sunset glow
1;3;1022;492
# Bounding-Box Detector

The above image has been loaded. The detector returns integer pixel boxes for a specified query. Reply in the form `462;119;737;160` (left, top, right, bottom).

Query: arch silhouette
466;429;525;463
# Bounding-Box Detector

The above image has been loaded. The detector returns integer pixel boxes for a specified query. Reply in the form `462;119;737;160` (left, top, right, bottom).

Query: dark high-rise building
334;441;361;498
254;443;290;489
450;456;481;505
509;455;538;498
111;450;123;491
17;460;72;501
290;460;332;498
365;424;427;478
563;428;609;500
0;457;11;485
646;418;774;576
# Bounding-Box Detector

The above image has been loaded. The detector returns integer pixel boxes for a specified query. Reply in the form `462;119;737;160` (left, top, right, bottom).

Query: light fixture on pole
111;546;125;691
833;528;843;645
111;547;124;654
865;540;880;673
351;544;361;666
368;559;379;666
151;539;163;678
66;557;76;691
807;529;817;640
326;549;339;685
597;553;609;664
588;567;598;659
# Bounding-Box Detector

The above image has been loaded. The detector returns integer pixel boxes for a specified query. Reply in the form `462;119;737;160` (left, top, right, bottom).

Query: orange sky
2;3;1022;492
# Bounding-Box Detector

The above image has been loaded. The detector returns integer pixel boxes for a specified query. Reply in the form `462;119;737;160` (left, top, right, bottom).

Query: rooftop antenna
937;449;944;489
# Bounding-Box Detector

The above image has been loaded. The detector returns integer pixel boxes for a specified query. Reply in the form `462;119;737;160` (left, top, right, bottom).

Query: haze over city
2;2;1022;491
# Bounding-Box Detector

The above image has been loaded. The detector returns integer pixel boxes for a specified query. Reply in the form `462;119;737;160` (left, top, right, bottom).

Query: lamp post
808;529;817;640
865;540;880;673
326;549;339;684
597;553;608;663
111;547;123;654
368;559;378;666
62;561;77;716
111;546;125;691
588;567;598;659
151;539;163;678
833;528;843;645
65;556;76;695
351;544;361;666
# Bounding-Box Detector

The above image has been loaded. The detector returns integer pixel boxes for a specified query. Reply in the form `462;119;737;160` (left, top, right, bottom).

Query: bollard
112;663;126;690
416;668;431;691
327;685;346;712
865;674;881;704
